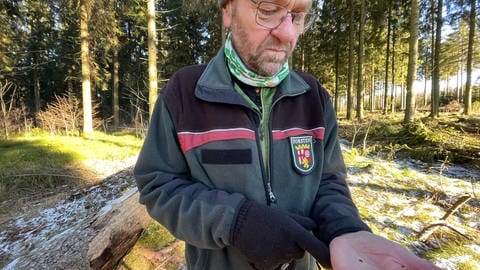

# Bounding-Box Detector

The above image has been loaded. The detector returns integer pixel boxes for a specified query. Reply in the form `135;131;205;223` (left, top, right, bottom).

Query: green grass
137;222;176;251
120;222;183;270
338;112;480;169
0;130;143;203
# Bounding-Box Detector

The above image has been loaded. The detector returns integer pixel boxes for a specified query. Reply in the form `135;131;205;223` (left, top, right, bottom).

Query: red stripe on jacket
178;128;256;153
272;127;325;140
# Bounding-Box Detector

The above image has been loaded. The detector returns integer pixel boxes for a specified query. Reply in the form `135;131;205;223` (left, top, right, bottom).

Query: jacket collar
195;47;311;106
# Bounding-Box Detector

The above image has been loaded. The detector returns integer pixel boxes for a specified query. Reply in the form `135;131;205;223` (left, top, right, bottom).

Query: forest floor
0;113;479;270
117;140;480;270
119;112;480;270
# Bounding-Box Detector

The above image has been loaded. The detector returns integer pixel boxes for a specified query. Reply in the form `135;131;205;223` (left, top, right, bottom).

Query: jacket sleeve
134;94;246;249
311;99;371;245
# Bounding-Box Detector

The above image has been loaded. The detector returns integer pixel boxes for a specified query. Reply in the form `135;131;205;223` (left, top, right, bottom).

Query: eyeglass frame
249;0;317;32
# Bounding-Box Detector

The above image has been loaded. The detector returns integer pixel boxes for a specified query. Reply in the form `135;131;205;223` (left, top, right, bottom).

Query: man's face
223;0;312;76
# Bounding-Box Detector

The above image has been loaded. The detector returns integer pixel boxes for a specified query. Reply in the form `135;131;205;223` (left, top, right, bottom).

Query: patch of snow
396;226;414;236
468;244;480;254
388;196;411;206
3;258;19;270
397;207;416;217
339;139;352;152
381;217;394;225
411;221;424;232
435;258;459;270
98;187;137;216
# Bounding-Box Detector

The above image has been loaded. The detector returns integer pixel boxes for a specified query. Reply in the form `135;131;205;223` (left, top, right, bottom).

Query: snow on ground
344;146;480;270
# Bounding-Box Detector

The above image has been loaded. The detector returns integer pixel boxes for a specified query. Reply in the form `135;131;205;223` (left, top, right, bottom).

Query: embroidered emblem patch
290;136;315;174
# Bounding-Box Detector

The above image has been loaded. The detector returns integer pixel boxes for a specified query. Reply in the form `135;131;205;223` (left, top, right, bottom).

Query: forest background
0;0;480;269
1;0;479;132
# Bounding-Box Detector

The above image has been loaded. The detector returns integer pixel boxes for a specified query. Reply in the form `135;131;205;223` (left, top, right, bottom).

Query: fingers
404;256;443;270
285;212;331;267
295;230;332;268
287;212;317;230
391;241;442;270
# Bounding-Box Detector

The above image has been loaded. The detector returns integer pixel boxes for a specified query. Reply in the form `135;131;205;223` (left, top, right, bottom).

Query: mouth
265;48;288;53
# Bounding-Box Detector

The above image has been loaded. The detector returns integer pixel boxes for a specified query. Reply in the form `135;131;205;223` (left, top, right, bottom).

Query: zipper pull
267;183;277;204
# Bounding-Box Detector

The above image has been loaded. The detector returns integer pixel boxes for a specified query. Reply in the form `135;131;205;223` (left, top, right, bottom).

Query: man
134;0;442;269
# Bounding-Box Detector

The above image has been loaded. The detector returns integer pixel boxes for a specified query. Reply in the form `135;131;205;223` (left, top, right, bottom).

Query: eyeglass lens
255;1;315;31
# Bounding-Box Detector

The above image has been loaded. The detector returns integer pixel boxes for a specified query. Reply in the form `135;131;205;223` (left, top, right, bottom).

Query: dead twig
418;194;472;242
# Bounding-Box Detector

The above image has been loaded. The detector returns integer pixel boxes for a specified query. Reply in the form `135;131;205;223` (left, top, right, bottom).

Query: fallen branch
419;221;472;241
418;194;472;242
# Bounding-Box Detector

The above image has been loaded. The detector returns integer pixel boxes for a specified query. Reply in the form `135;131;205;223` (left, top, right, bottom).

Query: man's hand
329;231;441;270
231;201;331;270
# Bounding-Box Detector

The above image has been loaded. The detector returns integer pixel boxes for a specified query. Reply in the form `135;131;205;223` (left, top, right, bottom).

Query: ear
222;1;233;28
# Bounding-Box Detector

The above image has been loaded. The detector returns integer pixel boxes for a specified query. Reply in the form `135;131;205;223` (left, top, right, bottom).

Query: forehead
267;0;313;10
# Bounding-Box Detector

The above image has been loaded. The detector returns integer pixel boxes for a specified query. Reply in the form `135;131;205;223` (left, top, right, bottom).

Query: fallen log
5;188;152;270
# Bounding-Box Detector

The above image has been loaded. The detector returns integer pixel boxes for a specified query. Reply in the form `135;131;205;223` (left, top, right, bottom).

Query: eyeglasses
250;0;316;32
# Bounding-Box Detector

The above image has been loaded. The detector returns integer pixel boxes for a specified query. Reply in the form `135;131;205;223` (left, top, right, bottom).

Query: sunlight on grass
121;222;185;270
138;222;176;251
425;239;480;270
0;131;143;203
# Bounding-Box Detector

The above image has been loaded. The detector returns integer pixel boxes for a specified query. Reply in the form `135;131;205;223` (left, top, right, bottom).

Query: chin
261;64;284;76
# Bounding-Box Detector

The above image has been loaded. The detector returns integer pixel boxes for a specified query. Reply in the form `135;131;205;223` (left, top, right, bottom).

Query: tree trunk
147;0;158;118
391;24;396;114
33;66;41;116
430;0;435;110
383;6;391;115
33;65;41;128
404;0;419;123
356;0;365;120
334;45;340;113
80;0;93;134
113;42;120;129
431;0;442;117
347;0;355;120
370;65;374;112
463;0;476;115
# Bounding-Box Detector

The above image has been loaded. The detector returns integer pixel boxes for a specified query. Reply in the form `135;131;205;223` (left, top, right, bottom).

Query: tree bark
391;24;396;114
80;0;93;133
147;0;158;118
431;0;442;117
463;0;476;115
404;0;419;123
347;0;355;120
356;0;365;120
113;40;120;129
383;6;391;115
334;45;340;113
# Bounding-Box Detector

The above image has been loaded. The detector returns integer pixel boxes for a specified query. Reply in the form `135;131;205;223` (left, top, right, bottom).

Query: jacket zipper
248;109;273;205
248;88;307;206
266;90;307;205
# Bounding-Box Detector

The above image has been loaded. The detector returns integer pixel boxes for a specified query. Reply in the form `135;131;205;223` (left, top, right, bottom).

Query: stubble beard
230;18;291;77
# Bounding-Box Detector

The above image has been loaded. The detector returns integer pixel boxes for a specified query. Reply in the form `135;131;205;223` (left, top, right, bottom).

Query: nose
270;14;299;45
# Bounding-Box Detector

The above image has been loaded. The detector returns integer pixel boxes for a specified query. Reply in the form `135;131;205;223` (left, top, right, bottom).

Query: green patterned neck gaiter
224;34;289;87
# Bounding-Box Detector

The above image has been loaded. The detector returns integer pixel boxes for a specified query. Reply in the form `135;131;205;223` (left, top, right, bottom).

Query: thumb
287;213;317;231
295;231;332;268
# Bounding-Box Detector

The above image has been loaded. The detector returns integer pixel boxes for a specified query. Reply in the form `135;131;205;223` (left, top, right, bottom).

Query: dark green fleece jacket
134;48;370;270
